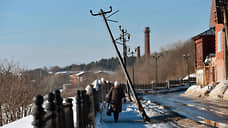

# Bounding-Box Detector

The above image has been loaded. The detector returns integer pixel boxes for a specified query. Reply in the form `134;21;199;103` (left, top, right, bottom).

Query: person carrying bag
106;81;126;122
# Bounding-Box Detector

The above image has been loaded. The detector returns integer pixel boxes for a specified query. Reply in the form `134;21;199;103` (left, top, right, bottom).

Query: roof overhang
192;27;215;41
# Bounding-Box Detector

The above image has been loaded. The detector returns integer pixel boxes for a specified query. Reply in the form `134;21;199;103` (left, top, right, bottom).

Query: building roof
192;27;215;40
215;0;228;24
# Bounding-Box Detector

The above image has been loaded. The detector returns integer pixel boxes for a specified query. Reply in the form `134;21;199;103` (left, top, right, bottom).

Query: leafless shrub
0;60;66;126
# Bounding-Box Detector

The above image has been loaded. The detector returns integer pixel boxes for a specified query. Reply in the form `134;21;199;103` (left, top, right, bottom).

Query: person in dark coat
107;80;126;122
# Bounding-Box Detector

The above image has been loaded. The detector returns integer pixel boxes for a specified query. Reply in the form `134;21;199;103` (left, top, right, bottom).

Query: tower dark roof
210;0;217;27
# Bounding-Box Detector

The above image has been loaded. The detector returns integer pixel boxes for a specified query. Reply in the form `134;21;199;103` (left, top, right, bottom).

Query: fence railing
134;79;196;90
32;82;113;128
32;90;74;128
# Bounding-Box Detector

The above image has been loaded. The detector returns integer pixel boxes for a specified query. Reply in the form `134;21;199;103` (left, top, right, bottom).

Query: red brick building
214;0;228;81
192;0;218;86
192;28;215;68
193;0;228;85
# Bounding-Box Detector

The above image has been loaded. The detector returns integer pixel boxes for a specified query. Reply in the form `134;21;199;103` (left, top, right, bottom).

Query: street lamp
152;52;160;84
183;54;190;85
128;48;136;84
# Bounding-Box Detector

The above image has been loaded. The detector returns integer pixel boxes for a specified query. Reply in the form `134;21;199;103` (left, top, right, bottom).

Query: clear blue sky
0;0;211;69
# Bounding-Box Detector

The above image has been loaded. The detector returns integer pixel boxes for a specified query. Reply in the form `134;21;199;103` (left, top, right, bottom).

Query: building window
217;31;222;52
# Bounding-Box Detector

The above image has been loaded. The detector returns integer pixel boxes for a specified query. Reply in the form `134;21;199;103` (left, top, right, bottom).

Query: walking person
107;80;126;122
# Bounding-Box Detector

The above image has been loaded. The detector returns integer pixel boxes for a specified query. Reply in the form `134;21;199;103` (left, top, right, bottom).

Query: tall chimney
136;46;140;58
144;27;150;58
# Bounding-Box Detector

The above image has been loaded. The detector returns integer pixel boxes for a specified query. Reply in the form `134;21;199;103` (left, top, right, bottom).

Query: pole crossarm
90;6;112;16
90;6;150;122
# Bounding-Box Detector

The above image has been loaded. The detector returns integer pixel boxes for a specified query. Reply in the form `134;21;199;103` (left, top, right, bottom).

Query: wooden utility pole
90;6;150;121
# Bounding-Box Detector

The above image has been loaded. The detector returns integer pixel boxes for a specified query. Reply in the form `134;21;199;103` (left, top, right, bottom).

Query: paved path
95;96;211;128
143;91;228;127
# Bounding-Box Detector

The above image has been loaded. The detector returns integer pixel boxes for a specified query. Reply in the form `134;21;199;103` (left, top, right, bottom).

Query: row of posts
32;81;113;128
32;90;74;128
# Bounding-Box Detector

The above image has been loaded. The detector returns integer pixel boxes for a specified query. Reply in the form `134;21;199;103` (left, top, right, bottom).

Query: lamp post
128;48;136;84
183;54;190;85
152;52;160;84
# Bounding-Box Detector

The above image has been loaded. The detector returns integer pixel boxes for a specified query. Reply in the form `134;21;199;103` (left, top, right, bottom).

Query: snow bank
223;89;228;101
184;85;201;97
184;81;228;101
1;115;32;128
184;84;215;97
208;81;228;100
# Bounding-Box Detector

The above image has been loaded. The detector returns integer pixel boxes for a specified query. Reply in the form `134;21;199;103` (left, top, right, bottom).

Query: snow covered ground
95;100;172;128
95;98;210;128
1;98;174;128
2;92;213;128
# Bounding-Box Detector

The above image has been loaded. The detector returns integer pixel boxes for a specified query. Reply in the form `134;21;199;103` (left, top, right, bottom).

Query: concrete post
85;94;90;127
45;93;56;128
0;102;2;126
54;90;64;128
81;90;86;128
167;81;170;89
32;95;45;128
91;89;96;113
64;98;74;128
76;90;82;128
90;89;96;127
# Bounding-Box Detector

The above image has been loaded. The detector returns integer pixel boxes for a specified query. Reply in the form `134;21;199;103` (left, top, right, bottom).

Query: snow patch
208;82;228;99
184;85;201;97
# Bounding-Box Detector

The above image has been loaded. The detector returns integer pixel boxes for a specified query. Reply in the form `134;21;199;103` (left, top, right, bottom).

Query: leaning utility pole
90;6;150;121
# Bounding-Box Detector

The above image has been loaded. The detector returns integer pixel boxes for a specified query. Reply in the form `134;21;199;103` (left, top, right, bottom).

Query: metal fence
133;79;196;90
